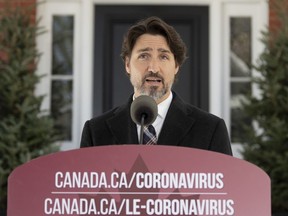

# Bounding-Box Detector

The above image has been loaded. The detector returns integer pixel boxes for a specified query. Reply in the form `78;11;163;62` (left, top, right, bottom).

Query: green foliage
241;0;288;213
0;2;59;210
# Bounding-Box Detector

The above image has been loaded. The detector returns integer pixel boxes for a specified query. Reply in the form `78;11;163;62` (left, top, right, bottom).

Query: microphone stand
139;114;146;144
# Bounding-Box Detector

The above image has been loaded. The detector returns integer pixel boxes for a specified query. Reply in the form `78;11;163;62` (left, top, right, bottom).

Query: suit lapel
105;93;195;145
158;93;195;145
106;97;139;144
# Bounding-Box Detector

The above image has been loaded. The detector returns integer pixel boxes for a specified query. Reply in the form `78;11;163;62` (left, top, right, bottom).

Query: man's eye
160;55;169;60
138;54;149;59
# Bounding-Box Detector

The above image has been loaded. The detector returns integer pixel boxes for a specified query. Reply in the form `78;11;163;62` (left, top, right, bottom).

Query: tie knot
143;125;157;145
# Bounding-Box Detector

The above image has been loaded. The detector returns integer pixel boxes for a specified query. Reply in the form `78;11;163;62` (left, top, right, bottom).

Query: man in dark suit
80;16;232;156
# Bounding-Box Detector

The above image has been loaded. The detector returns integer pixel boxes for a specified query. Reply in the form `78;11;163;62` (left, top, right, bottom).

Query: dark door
93;5;209;117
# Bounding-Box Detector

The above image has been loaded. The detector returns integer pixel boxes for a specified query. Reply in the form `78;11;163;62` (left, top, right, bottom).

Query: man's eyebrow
137;47;172;53
137;47;152;53
158;48;172;53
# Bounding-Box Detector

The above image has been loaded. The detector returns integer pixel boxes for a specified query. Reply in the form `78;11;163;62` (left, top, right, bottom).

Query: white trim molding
36;0;82;150
221;1;268;157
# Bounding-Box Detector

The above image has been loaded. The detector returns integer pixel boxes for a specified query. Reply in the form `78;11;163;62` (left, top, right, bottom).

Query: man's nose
148;59;160;73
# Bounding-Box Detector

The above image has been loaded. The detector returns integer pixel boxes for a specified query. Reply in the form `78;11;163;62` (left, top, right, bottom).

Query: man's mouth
145;77;162;83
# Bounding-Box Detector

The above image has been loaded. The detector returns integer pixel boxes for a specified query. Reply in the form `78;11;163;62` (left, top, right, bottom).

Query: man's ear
125;57;130;74
175;65;180;75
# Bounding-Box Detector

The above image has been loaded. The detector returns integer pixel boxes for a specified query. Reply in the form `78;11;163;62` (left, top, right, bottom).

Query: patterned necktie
143;125;157;145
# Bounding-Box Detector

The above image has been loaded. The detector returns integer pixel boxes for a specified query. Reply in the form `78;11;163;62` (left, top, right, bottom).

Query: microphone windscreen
130;95;158;126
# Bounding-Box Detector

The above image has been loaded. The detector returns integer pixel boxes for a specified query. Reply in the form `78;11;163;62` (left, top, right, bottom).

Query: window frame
36;1;81;150
222;1;268;157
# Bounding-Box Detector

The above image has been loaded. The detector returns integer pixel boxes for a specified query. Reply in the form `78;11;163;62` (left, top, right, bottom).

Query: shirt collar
157;91;173;119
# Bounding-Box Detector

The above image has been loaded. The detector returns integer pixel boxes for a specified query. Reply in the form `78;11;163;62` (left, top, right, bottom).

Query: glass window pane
231;82;250;100
230;82;251;143
52;16;74;75
230;17;252;144
230;107;251;143
51;80;73;140
230;17;251;77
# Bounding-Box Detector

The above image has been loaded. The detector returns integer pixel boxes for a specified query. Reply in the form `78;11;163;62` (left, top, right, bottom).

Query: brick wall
0;0;36;9
0;0;37;22
0;0;37;62
269;0;288;32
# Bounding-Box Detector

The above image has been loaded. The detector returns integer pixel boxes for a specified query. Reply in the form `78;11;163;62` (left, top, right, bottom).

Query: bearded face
132;71;173;101
125;34;179;104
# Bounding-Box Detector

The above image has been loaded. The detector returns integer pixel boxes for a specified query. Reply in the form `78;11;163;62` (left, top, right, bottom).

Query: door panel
93;5;209;116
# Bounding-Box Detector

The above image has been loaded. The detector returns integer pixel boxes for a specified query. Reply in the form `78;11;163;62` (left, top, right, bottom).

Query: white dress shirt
136;92;173;141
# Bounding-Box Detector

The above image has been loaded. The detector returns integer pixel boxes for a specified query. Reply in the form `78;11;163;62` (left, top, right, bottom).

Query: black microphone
130;95;158;144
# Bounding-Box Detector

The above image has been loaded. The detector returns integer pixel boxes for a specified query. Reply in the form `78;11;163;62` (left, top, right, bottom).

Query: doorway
93;5;209;116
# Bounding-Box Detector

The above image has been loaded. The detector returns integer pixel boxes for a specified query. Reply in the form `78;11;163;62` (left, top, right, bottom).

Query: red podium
8;145;270;215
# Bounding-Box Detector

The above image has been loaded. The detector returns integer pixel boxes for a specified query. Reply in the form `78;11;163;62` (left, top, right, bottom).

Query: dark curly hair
121;16;187;67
